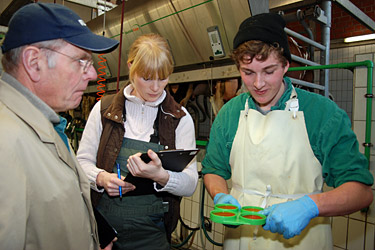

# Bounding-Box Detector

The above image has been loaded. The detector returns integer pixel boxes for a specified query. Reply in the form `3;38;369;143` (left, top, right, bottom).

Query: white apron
225;87;332;250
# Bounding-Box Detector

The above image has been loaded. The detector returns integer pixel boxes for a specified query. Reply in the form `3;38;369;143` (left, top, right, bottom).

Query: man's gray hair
1;39;67;75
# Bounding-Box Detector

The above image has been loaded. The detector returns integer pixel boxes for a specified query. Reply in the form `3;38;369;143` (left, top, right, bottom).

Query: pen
116;162;122;200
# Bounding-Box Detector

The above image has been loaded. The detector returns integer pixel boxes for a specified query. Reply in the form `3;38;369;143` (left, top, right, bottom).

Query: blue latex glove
259;195;319;239
213;193;241;209
213;193;241;228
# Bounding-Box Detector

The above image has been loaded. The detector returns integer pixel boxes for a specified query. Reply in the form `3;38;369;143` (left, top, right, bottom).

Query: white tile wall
365;223;375;250
348;219;366;250
368;190;375;223
332;216;348;248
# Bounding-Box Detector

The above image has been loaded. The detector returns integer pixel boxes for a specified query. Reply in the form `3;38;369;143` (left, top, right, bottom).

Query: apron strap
232;184;321;208
285;85;299;118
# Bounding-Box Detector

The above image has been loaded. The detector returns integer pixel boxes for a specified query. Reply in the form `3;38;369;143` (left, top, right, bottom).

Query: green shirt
202;77;373;188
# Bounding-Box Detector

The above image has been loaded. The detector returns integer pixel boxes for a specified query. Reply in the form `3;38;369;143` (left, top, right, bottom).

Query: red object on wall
96;54;107;101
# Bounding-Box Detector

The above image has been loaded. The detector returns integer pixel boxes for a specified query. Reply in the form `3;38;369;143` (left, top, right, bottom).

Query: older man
0;3;118;250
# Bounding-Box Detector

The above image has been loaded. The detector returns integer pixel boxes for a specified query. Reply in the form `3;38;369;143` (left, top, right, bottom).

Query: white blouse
77;84;198;197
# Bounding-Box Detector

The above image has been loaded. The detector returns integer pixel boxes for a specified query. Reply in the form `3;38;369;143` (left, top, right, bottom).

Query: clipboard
123;149;199;196
140;149;199;172
93;206;117;249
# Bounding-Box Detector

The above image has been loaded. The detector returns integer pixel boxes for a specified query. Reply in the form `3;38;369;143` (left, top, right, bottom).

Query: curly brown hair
231;40;288;69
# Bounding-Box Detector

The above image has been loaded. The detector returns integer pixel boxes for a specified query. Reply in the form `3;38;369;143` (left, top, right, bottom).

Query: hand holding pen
95;166;135;196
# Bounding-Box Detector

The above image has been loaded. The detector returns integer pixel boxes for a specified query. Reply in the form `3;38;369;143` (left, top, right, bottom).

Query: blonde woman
77;34;198;249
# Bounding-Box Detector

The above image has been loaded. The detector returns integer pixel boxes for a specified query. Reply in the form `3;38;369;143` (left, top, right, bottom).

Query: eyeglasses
40;47;94;73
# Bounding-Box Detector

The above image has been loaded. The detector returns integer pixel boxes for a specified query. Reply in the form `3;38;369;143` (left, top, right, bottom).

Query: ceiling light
344;33;375;43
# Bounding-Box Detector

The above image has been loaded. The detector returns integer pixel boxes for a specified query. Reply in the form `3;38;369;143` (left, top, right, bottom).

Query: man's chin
68;96;83;111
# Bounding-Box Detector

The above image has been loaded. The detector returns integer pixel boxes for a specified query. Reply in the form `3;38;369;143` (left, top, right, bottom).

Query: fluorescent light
344;33;375;43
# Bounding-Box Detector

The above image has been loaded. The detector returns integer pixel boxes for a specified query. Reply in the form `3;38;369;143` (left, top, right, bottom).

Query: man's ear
283;60;290;75
22;46;42;82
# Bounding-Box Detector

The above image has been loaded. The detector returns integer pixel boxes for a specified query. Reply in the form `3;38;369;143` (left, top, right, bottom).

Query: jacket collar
1;72;60;123
104;83;185;123
0;72;76;170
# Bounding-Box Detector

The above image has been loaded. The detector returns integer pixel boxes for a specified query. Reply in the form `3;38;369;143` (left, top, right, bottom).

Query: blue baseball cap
1;3;119;54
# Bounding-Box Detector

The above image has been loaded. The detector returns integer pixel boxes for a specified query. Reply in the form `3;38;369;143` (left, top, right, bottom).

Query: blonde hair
127;33;174;82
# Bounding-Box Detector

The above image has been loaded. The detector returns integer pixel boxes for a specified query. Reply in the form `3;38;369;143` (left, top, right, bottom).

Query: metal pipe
299;18;315;57
289;78;325;91
291;54;320;66
321;1;331;97
285;27;326;51
364;62;373;164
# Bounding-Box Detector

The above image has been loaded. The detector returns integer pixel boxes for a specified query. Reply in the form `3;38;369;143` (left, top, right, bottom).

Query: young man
202;13;373;249
0;3;118;250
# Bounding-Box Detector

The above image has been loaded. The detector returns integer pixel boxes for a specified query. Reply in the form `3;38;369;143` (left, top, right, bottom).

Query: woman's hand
127;149;170;186
96;171;135;196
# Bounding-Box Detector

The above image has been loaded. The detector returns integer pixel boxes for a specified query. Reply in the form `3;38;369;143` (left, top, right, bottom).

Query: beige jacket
0;73;99;250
